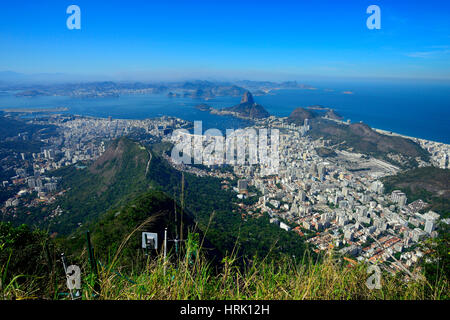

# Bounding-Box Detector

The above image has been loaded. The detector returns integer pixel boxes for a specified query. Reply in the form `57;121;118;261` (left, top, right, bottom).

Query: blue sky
0;0;449;81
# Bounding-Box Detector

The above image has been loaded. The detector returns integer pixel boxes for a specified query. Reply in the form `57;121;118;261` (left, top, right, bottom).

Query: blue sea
0;80;449;144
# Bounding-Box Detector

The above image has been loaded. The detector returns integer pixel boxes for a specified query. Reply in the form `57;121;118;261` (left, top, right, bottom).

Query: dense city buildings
1;110;448;277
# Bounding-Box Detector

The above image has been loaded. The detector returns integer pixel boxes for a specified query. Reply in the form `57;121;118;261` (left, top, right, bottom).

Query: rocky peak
240;91;255;105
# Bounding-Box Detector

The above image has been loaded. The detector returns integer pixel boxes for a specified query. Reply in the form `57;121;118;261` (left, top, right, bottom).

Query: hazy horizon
2;70;450;86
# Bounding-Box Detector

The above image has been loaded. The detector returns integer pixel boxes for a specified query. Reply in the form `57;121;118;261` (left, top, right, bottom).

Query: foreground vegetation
1;222;448;300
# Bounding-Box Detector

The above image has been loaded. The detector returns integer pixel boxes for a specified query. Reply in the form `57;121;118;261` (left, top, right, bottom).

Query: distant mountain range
235;80;316;91
168;81;247;99
0;73;317;100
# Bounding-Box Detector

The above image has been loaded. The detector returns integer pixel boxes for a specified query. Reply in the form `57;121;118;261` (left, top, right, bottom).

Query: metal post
164;228;167;276
144;234;149;257
180;173;184;243
164;228;168;261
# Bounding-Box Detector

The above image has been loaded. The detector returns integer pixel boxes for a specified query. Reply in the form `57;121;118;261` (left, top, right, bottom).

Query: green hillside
44;137;152;233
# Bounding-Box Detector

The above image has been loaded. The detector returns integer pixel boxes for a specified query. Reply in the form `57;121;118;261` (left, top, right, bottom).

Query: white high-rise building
441;153;449;169
425;220;435;234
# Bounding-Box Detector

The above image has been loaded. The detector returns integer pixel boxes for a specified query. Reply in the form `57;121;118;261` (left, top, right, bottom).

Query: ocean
0;80;449;144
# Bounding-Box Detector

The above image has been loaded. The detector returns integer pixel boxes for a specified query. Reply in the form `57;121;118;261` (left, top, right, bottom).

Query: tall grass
1;228;448;300
92;248;446;300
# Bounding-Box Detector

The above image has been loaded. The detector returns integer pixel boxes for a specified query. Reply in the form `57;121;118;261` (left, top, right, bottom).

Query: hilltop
287;106;343;125
287;107;319;125
36;137;152;233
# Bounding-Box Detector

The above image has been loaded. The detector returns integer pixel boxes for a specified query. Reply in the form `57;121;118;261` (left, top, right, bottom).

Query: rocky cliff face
240;91;255;104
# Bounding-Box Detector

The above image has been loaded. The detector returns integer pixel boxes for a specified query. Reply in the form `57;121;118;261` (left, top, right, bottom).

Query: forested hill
31;137;152;233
